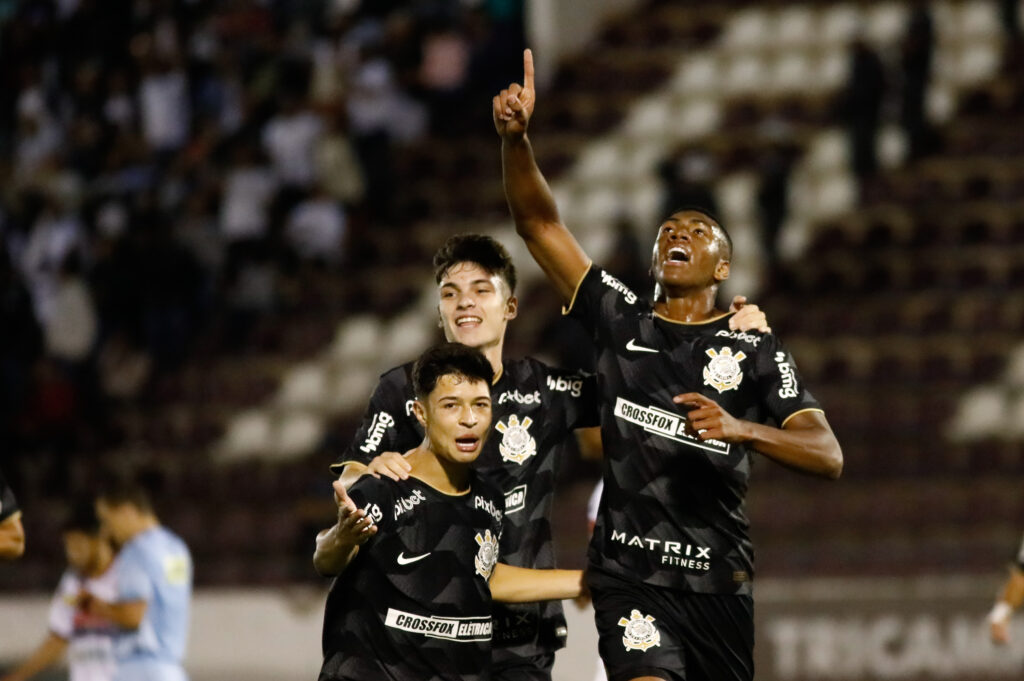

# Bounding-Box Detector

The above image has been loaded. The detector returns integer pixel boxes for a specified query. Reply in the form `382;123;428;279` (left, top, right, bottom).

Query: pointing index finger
523;48;535;91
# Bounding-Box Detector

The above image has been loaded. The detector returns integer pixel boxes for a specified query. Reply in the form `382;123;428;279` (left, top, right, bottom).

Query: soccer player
1;503;117;681
316;342;585;681
333;234;768;680
989;532;1024;644
93;484;193;681
0;466;25;560
494;50;843;681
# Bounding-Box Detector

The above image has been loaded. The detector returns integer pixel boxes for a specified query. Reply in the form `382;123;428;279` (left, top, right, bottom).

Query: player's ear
504;295;518;321
412;399;428;427
714;259;730;283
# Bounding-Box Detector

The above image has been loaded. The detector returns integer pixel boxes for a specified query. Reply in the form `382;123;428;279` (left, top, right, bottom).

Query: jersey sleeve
563;265;642;337
346;476;397;538
47;572;77;639
333;367;422;472
537;362;600;430
114;549;154;603
0;467;19;523
754;335;823;427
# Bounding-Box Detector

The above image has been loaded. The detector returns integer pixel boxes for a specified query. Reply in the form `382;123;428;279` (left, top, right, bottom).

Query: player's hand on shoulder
493;49;536;140
332;480;377;545
673;393;751;443
367;451;411;481
728;296;771;333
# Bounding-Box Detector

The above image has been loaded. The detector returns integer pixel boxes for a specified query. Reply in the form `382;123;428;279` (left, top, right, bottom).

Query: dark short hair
668;206;733;260
96;479;154;513
412;343;494;399
63;501;102;535
433;234;517;295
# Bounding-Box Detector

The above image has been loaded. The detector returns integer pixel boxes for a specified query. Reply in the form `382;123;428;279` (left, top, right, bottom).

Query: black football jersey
567;266;823;595
332;357;597;660
320;473;505;681
0;467;19;524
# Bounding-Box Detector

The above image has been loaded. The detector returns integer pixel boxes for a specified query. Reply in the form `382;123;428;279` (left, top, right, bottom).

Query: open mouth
455;436;480;452
455;316;482;327
668;247;690;262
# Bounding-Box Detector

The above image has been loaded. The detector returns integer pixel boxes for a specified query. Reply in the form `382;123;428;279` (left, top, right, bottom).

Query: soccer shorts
492;652;555;681
588;567;753;681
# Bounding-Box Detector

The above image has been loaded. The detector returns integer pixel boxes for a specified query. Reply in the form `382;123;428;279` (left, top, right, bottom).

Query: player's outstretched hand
493;49;535;140
367;451;411;480
673;393;750;443
728;296;771;333
332;480;376;545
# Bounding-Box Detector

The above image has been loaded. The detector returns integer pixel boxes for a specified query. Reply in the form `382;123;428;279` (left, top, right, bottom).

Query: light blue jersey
112;526;192;681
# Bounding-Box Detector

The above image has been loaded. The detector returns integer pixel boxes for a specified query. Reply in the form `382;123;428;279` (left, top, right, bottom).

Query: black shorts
492;652;555;681
588;567;754;681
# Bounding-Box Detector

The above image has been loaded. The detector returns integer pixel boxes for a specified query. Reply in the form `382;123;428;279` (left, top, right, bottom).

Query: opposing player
333;233;769;680
2;503;117;681
316;342;585;681
94;484;193;681
0;466;25;560
494;50;843;681
989;532;1024;644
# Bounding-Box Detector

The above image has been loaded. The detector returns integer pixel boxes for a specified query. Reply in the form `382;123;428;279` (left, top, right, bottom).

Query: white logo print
775;352;799;398
474;529;499;579
703;347;746;393
626;338;659;354
619;610;661;651
397;551;431;566
495;415;537;464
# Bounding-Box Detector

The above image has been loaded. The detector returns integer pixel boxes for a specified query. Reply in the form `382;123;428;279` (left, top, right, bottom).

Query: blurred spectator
756;140;795;274
314;113;366;207
138;54;191;157
262;94;323;192
219;141;277;245
44;253;98;367
900;4;935;160
658;150;719;218
20;196;87;325
841;39;886;185
284;186;347;266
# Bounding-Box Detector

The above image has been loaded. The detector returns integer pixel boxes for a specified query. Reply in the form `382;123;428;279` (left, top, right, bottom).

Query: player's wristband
988;601;1013;623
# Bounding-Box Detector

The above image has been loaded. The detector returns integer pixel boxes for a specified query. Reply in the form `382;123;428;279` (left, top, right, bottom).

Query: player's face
95;500;133;546
63;531;101;573
418;373;492;465
438;263;517;351
650;211;729;290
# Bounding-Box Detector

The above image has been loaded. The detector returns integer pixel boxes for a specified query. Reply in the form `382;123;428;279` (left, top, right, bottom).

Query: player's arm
674;394;843;479
489;563;584;603
0;511;25;559
990;563;1024;644
494;49;590;304
313;480;376;576
0;633;68;681
77;592;147;629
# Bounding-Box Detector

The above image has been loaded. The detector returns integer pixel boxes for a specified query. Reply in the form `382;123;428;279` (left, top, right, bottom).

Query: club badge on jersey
703;347;746;393
495;415;537;464
474;529;498;579
619;610;661;651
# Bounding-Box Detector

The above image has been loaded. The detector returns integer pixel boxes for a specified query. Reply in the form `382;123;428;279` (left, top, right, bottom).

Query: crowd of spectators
0;0;526;458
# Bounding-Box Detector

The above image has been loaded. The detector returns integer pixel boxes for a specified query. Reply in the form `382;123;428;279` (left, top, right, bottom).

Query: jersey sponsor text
775;352;799;399
610;529;712;572
384;608;492;642
360;412;395;453
613;397;730;455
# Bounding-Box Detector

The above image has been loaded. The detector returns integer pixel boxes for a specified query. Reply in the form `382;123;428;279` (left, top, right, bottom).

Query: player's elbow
819;440;843;480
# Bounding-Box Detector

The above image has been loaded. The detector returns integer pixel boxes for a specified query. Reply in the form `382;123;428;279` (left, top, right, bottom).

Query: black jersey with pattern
566;266;823;595
0;467;19;523
320;473;505;681
331;357;597;661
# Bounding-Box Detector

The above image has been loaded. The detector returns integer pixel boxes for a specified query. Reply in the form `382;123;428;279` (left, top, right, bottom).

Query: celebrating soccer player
316;342;585;681
333;233;769;680
494;49;843;681
0;466;25;560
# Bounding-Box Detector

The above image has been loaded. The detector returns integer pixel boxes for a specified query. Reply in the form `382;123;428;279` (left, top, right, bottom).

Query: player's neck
87;544;115;577
406;446;471;495
480;341;504;380
125;514;160;541
653;286;723;322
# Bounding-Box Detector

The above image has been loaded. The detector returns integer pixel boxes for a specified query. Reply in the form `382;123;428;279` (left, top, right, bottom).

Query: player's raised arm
495;49;589;304
313;480;377;576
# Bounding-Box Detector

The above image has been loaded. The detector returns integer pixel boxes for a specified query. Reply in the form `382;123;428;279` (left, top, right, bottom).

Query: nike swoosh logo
626;338;659;353
397;552;431;565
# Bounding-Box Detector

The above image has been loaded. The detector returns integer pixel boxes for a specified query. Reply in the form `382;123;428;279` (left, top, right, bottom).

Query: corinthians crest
495;415;537;464
703;347;746;393
474;529;498;579
619;609;661;651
